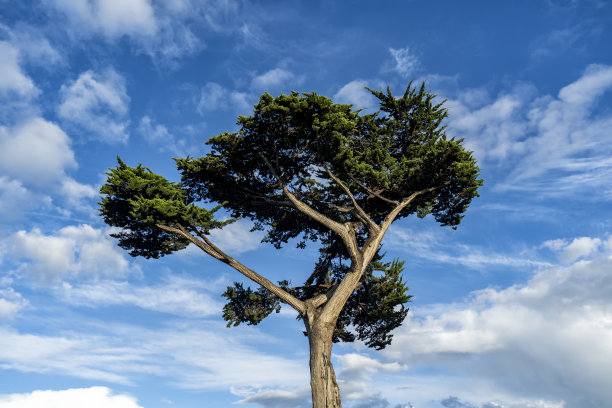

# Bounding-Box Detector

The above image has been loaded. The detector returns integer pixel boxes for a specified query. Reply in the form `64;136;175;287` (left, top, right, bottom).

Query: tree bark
305;308;342;408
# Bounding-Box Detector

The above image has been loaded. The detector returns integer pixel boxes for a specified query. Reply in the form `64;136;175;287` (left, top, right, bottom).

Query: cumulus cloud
0;118;96;218
58;69;130;143
336;353;403;381
251;68;300;90
10;225;132;283
0;285;27;320
0;118;76;188
334;80;380;111
0;41;39;99
0;387;143;408
0;176;41;221
0;24;63;69
542;236;604;263
381;239;612;408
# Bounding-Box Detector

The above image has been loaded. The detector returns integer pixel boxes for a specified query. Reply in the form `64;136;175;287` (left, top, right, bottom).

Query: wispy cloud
61;275;223;318
137;115;189;156
197;82;252;114
58;68;130;143
0;321;307;390
388;47;420;78
384;225;550;270
448;64;612;198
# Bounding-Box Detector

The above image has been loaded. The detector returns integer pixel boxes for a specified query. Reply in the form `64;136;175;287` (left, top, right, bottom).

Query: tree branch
323;165;380;235
258;153;361;264
156;223;306;314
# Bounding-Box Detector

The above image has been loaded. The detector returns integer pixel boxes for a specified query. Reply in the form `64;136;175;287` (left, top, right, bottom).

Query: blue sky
1;0;611;407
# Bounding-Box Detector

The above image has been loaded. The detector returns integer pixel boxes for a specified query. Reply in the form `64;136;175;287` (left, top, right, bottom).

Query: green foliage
222;282;285;326
223;249;411;350
343;257;411;350
99;157;229;258
176;83;481;252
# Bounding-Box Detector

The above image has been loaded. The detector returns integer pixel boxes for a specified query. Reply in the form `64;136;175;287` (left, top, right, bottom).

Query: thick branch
321;184;443;323
259;153;361;264
323;166;380;234
156;223;305;314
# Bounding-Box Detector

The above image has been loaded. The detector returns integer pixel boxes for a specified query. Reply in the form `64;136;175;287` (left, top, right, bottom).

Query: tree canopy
100;82;482;406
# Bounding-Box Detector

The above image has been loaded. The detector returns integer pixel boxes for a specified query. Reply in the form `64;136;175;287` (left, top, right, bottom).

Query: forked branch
323;165;380;234
258;153;361;263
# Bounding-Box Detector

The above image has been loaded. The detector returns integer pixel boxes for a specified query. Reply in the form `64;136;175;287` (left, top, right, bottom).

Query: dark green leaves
99;157;228;258
176;83;482;250
222;282;283;326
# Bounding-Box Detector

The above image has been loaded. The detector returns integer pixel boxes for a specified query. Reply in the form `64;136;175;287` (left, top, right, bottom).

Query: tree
99;82;482;408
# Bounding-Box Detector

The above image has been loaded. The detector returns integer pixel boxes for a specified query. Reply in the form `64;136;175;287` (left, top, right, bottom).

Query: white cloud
0;286;27;320
333;80;380;111
0;24;64;68
10;225;132;283
0;41;39;99
448;64;612;196
236;386;311;408
0;322;307;390
61;275;222;317
0;118;96;217
543;236;603;263
251;68;298;90
44;0;249;65
0;387;143;408
336;353;403;381
389;47;420;78
137;115;187;155
0;118;76;187
381;246;612;408
384;225;550;270
208;219;265;254
58;69;130;143
0;176;40;221
197;82;252;114
48;0;157;40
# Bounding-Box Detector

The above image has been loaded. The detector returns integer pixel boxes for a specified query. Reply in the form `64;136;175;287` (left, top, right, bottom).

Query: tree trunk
306;315;342;408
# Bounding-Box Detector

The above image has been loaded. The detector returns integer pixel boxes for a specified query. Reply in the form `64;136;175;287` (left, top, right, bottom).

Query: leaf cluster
221;249;411;349
99;157;229;258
